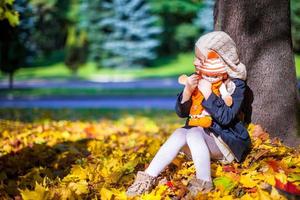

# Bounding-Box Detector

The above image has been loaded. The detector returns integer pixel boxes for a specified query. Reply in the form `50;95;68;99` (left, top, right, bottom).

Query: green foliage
64;30;88;75
78;0;106;66
29;0;71;57
148;0;202;54
64;2;88;76
0;0;20;26
193;0;214;33
294;54;300;78
0;0;35;88
291;0;300;52
149;0;201;15
175;23;199;50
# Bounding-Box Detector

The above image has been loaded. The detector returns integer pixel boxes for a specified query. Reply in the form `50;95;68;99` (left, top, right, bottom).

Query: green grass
0;52;195;81
295;54;300;78
0;88;181;97
1;52;299;82
0;108;180;123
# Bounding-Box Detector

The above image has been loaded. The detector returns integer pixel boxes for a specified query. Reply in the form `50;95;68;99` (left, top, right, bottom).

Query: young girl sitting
126;31;252;198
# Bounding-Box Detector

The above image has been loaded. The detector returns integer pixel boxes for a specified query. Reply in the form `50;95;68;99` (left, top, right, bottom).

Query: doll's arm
219;83;233;107
202;79;245;126
175;74;197;118
175;91;192;118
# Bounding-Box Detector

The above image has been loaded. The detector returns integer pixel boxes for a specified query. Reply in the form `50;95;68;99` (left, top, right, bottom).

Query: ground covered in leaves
0;109;299;200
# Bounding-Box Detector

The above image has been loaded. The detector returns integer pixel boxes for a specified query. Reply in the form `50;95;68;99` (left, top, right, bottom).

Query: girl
126;31;251;198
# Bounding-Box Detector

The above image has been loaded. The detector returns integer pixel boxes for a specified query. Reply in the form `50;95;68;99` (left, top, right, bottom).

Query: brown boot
187;177;213;197
126;171;157;197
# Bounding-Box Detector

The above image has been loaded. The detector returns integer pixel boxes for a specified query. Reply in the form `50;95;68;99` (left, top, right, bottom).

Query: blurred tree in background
64;27;88;76
64;0;88;76
0;0;215;74
194;0;214;33
30;0;70;57
0;0;35;89
80;0;162;68
1;0;300;76
99;0;162;68
174;0;214;50
148;0;202;54
79;0;111;68
291;0;300;53
0;0;20;26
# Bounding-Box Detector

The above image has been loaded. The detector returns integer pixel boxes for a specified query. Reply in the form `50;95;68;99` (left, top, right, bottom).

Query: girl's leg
145;128;187;177
186;127;213;182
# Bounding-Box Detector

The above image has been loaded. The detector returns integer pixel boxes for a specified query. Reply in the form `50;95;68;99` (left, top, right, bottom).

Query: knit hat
199;50;226;76
195;31;247;80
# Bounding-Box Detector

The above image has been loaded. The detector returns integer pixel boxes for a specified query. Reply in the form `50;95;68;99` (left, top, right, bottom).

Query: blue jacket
175;78;252;162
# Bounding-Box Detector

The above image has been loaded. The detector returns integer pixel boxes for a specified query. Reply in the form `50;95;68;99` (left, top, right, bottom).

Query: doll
178;50;235;128
126;31;251;198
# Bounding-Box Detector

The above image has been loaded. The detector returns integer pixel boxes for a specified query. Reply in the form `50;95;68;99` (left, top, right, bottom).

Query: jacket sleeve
175;91;192;118
202;79;246;126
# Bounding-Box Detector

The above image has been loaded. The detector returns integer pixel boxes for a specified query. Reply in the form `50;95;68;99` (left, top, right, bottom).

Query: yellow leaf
219;195;235;200
20;182;49;200
288;173;300;185
240;174;258;188
258;188;272;200
110;188;128;200
270;187;287;200
240;193;258;200
54;187;75;200
68;180;89;195
100;187;114;200
63;165;88;182
275;173;287;184
215;165;224;177
263;173;276;186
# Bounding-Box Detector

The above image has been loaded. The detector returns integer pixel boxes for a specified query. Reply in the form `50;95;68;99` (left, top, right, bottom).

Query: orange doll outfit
188;81;222;127
188;50;229;128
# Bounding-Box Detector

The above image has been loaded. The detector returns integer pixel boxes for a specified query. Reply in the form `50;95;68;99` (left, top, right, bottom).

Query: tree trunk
8;72;13;90
71;68;78;80
214;0;300;147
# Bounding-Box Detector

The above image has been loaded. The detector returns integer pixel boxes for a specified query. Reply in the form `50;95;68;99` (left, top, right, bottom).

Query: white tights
145;127;223;182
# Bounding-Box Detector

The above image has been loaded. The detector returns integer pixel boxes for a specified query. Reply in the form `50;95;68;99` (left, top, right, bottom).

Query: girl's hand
186;74;199;93
198;79;212;100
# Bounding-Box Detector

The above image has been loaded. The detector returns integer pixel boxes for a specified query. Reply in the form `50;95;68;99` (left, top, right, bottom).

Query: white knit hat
195;31;247;80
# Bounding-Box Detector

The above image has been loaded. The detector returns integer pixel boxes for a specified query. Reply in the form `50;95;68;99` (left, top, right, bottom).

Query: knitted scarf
188;80;222;127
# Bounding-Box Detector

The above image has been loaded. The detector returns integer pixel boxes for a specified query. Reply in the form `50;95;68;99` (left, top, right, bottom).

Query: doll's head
194;49;228;83
194;31;247;81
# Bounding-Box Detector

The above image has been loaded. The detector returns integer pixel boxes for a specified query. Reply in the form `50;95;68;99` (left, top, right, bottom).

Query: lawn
295;54;300;78
0;52;195;81
0;108;299;199
0;88;181;98
0;53;299;97
1;52;300;81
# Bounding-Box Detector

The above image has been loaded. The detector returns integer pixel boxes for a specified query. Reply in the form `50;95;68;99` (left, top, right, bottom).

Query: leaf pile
0;116;299;200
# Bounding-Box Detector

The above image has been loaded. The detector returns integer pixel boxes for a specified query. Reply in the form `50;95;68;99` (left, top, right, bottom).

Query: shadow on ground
0;139;91;196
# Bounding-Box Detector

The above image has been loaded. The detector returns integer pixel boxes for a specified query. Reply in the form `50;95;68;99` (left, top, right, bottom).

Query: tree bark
214;0;300;147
